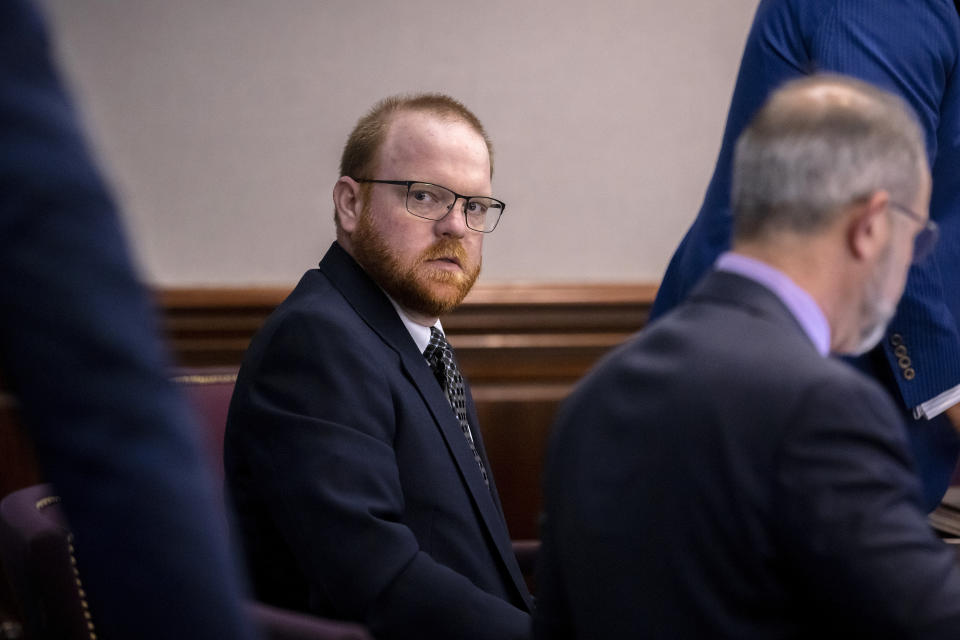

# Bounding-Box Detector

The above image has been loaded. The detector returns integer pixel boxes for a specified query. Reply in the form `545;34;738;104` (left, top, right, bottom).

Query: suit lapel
319;243;531;608
401;343;532;609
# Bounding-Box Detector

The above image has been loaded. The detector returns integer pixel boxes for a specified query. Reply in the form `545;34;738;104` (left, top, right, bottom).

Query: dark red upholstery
172;367;541;570
172;367;239;477
172;367;540;625
0;371;539;638
0;484;374;640
511;538;541;593
248;601;371;640
0;484;89;640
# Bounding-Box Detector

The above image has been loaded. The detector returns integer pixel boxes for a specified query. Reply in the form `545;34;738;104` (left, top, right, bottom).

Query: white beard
845;244;899;356
847;305;895;356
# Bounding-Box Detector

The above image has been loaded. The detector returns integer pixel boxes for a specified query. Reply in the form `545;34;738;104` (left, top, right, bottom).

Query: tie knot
424;327;457;387
425;326;451;359
428;325;448;347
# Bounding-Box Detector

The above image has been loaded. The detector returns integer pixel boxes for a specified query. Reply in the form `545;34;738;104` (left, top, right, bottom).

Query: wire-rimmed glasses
354;179;505;233
888;201;939;263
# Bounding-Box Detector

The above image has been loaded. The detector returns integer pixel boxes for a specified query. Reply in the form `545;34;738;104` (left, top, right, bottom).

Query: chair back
248;601;373;640
0;484;92;640
172;367;239;477
0;484;375;640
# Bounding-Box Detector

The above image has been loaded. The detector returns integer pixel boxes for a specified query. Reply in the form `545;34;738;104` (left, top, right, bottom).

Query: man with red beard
224;94;533;640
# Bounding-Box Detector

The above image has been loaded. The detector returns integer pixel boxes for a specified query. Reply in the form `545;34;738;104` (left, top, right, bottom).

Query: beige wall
39;0;758;287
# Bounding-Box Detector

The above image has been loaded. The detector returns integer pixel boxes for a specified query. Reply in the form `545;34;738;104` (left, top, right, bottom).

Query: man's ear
847;190;890;261
333;176;363;234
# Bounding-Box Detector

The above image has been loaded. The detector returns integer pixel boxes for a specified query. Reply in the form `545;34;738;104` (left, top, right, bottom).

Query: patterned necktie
423;327;489;485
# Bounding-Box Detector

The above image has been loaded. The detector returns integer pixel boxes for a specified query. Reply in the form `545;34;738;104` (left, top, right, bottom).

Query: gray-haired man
535;75;960;639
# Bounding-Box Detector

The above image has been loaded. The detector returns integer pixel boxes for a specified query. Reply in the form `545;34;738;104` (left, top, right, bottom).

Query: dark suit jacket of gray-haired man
535;75;960;639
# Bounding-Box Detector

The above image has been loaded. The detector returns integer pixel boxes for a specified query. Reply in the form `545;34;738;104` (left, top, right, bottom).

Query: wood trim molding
156;282;658;376
156;282;658;308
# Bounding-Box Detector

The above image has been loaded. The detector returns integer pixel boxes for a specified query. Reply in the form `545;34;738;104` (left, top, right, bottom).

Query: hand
946;403;960;435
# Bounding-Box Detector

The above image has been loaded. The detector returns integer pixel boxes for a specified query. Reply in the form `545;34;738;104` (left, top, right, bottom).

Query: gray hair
731;74;928;241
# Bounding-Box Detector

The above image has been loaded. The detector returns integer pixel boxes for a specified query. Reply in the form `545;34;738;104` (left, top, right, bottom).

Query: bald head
731;74;928;242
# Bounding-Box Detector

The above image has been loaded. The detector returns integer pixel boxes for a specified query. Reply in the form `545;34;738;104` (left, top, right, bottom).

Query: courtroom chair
247;602;371;640
0;484;373;640
171;367;541;581
171;367;241;543
511;538;540;594
171;366;239;477
0;485;87;640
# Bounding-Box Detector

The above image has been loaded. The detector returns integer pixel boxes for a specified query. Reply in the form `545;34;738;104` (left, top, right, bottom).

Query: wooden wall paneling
474;384;571;540
3;282;656;559
158;283;655;370
158;287;291;368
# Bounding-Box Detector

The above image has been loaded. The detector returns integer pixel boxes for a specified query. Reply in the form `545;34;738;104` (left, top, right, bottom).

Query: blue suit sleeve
656;0;960;409
805;0;960;508
651;0;816;319
0;2;256;638
807;0;960;408
653;0;960;508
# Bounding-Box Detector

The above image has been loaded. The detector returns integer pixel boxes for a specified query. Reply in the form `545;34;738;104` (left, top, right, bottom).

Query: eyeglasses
888;201;939;263
353;179;505;233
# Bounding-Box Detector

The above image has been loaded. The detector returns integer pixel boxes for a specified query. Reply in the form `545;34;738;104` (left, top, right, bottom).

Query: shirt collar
384;294;442;354
714;252;830;357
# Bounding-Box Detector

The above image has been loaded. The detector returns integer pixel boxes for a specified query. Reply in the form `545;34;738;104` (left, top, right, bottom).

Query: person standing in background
651;0;960;510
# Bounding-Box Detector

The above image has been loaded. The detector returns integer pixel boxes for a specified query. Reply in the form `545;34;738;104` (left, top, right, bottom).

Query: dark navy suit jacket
536;271;960;639
225;242;532;640
652;0;960;509
0;1;255;638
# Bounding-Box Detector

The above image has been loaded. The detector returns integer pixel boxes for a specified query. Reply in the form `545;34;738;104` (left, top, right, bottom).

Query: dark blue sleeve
810;0;960;411
807;0;960;508
652;0;960;508
651;0;819;319
0;2;257;638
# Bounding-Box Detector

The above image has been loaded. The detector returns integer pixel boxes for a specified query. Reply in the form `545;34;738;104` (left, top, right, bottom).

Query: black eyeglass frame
888;200;939;263
352;178;506;233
